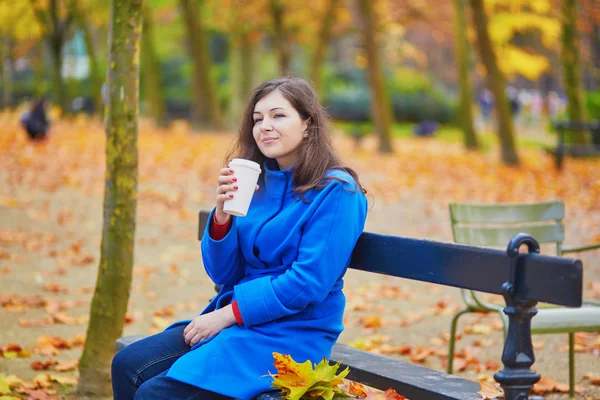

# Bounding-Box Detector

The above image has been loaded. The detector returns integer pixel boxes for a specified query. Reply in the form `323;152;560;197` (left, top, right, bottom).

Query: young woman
112;77;368;400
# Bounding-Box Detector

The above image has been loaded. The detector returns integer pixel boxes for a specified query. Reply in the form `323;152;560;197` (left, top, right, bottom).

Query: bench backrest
198;210;582;308
449;200;565;254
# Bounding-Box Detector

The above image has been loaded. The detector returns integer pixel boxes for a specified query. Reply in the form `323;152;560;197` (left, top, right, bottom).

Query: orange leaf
349;381;368;398
53;360;78;372
381;388;407;400
531;376;557;394
584;372;600;385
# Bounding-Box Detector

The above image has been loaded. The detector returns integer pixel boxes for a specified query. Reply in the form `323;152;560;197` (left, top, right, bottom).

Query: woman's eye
253;118;262;124
274;114;285;118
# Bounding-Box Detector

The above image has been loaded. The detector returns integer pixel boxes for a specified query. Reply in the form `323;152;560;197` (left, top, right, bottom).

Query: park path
1;115;599;399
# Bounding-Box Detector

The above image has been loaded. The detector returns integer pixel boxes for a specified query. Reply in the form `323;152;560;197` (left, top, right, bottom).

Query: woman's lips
262;137;278;144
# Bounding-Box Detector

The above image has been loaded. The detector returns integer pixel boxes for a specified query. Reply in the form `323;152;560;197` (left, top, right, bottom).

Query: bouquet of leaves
269;352;408;400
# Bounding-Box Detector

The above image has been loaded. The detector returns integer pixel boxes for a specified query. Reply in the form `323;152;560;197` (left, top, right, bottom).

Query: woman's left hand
183;305;237;347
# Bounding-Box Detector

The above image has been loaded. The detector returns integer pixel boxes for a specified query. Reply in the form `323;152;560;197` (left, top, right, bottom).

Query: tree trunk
453;0;478;149
269;0;291;76
355;0;393;153
561;0;588;144
77;0;142;396
78;14;103;115
229;32;256;130
469;0;519;165
592;21;600;89
310;0;338;97
179;0;222;129
33;42;46;98
142;4;166;125
47;0;68;113
48;34;67;112
1;37;13;108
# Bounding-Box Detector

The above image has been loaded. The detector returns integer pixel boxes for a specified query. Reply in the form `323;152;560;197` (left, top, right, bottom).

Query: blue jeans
111;325;231;400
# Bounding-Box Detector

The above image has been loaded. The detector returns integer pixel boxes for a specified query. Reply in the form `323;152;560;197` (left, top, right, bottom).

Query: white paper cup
223;159;261;217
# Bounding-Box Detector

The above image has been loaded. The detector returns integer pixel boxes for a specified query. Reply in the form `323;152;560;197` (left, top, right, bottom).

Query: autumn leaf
584;372;600;385
531;376;557;395
53;360;78;372
477;381;504;399
380;388;407;400
349;381;368;398
0;374;24;395
48;374;78;386
269;352;351;400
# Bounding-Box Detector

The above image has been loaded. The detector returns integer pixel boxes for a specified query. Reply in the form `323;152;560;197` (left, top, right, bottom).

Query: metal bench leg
569;332;575;398
447;307;471;374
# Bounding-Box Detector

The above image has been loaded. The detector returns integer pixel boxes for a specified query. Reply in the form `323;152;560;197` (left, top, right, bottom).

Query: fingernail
232;177;237;182
233;185;238;190
229;169;234;173
229;194;234;198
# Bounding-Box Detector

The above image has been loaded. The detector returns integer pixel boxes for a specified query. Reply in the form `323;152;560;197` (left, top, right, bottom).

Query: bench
549;121;600;169
116;210;584;400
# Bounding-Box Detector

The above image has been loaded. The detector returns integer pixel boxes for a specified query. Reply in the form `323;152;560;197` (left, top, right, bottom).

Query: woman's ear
303;117;312;133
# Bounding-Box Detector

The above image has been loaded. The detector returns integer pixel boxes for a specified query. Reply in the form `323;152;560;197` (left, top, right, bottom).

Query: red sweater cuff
210;212;232;241
231;300;244;325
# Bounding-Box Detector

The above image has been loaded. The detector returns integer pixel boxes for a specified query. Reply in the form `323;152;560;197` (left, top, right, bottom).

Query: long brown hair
225;76;367;199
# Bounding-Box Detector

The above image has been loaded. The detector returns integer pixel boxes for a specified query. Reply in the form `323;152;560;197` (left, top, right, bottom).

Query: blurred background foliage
0;0;599;158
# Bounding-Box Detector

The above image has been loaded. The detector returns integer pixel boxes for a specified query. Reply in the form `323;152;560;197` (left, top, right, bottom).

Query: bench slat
450;201;565;224
330;344;481;400
349;233;583;307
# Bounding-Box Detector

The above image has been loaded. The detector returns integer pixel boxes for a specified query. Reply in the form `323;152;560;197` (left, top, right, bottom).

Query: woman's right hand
215;167;237;224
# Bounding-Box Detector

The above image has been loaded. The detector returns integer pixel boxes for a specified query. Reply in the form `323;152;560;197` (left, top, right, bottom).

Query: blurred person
506;86;520;118
548;91;561;121
478;89;493;121
530;90;543;124
518;89;532;124
20;98;50;141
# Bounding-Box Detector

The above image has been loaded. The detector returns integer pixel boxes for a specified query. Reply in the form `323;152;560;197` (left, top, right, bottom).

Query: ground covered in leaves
1;111;599;399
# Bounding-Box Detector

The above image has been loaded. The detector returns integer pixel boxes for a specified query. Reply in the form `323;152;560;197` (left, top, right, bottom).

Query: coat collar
263;158;294;196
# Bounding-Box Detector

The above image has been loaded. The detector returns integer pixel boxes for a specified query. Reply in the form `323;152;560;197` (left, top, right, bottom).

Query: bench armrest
561;243;600;254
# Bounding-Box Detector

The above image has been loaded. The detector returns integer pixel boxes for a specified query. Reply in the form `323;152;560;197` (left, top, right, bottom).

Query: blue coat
165;160;368;399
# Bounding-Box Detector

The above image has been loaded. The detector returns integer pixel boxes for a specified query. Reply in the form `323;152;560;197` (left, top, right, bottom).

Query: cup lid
229;158;261;173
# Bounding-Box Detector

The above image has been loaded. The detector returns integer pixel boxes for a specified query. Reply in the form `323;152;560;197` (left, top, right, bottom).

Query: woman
112;77;368;400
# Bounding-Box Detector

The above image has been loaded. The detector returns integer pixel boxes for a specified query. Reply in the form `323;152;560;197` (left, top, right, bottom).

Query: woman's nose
261;119;273;132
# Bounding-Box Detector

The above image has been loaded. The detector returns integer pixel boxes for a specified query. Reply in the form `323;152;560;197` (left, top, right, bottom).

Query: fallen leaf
584;373;600;385
380;388;407;399
0;374;25;395
349;381;368;398
48;374;78;386
409;347;432;363
477;381;503;399
53;360;78;372
31;359;57;371
359;316;382;330
531;376;557;395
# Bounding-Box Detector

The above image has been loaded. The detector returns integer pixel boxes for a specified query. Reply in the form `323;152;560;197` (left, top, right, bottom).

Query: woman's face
252;90;309;170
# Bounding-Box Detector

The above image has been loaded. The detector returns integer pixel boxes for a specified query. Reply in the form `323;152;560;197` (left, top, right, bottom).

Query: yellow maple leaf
270;353;351;400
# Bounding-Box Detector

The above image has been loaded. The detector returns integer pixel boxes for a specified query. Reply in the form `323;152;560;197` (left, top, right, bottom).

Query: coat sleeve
233;179;367;327
200;208;245;285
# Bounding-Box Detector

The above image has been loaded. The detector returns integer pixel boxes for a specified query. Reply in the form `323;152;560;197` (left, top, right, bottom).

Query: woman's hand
215;167;259;224
183;305;237;347
215;167;237;224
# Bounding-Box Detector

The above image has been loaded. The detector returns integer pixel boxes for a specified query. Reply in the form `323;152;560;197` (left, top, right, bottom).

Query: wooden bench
116;210;584;400
550;121;600;169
